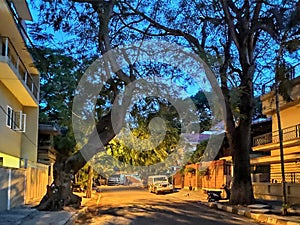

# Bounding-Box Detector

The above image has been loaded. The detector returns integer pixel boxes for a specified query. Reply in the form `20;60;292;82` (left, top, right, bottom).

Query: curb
201;202;300;225
65;206;89;225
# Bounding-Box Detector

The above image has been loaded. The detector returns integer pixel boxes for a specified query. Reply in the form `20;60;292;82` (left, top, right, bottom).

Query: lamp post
274;81;288;216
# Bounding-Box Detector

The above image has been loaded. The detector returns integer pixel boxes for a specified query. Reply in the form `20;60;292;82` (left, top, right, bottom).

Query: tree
29;0;137;210
118;0;300;205
29;0;300;209
31;47;84;155
30;47;86;209
97;91;215;179
104;97;181;173
190;91;212;132
30;0;209;210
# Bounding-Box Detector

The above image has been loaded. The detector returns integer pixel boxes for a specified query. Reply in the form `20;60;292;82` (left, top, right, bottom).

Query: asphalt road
75;186;263;225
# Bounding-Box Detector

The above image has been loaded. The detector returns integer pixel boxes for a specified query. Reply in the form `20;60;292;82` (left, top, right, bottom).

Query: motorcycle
207;184;231;202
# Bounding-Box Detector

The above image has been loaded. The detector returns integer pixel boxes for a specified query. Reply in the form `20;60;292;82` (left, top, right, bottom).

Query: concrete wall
253;182;300;205
274;101;300;129
184;164;200;190
0;152;19;168
173;171;184;189
0;165;48;210
200;160;227;189
175;160;230;191
0;167;25;210
0;168;9;210
10;169;26;208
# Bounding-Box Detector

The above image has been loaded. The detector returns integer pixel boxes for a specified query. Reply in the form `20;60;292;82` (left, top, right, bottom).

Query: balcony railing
253;124;300;147
0;36;39;100
261;63;300;95
271;172;300;183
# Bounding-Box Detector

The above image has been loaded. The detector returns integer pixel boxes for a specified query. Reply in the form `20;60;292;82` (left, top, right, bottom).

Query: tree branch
123;2;207;60
221;0;240;49
227;0;240;14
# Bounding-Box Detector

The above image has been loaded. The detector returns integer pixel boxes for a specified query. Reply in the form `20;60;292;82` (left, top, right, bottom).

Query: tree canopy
28;0;300;208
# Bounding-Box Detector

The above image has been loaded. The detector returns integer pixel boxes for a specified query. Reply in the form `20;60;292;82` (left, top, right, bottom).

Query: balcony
270;172;300;183
253;124;300;150
0;36;39;106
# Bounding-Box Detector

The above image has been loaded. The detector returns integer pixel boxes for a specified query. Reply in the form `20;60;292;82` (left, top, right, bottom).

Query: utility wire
0;104;38;148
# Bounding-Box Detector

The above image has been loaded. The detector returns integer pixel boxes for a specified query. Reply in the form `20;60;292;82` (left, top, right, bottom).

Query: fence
25;166;48;204
270;172;300;183
174;161;230;190
253;182;300;205
0;163;49;210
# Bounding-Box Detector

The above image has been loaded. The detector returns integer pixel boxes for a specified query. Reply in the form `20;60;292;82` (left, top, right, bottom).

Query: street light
274;79;288;216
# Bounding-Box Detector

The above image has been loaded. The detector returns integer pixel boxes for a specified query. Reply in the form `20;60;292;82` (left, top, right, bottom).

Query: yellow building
252;74;300;183
0;0;40;168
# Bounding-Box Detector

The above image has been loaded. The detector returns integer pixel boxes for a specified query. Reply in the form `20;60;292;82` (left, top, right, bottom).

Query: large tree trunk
229;121;255;205
220;0;257;205
228;62;255;205
34;0;135;211
34;157;82;211
35;113;122;211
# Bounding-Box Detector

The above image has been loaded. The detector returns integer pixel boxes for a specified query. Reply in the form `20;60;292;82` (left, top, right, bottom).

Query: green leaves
106;97;181;167
31;47;83;155
187;140;208;164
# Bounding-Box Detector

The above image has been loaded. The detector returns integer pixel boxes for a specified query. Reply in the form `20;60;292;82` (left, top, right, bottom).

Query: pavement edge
64;206;89;225
199;202;300;225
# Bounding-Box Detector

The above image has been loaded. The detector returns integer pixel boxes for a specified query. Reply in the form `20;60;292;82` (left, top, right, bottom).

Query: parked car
147;175;173;194
108;174;121;186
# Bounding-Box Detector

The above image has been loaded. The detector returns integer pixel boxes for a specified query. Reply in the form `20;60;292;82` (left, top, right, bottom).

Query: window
6;106;26;132
6;106;13;127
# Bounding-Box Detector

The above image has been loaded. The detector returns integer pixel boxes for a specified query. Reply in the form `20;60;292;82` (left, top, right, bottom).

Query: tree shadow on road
75;198;257;225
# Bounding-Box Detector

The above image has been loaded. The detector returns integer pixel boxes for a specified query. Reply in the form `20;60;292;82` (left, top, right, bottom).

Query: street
75;186;263;225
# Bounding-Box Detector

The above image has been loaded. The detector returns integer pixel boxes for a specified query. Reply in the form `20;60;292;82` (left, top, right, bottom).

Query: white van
147;175;173;194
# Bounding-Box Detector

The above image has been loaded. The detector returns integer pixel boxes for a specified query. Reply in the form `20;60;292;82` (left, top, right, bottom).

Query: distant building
38;124;60;166
38;124;61;184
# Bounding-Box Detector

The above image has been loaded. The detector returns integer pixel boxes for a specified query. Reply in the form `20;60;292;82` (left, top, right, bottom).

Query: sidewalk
176;189;300;225
0;193;91;225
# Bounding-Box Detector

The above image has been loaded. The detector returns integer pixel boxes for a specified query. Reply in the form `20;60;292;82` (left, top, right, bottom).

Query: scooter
207;191;222;202
207;184;231;202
